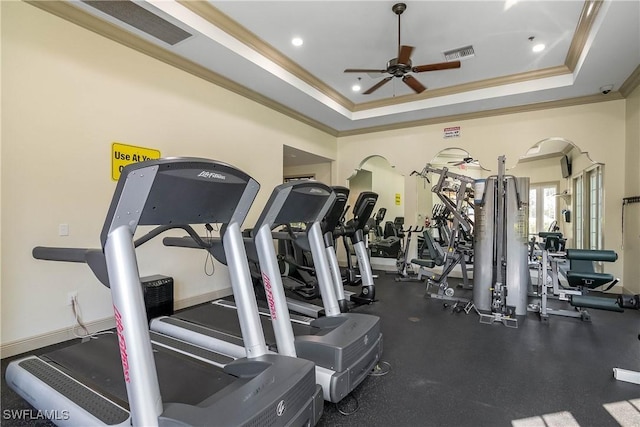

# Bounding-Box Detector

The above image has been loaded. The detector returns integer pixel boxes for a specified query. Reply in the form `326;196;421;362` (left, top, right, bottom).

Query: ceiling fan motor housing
392;3;407;15
387;58;412;77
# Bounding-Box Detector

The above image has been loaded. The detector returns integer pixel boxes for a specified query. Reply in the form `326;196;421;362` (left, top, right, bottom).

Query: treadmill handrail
44;158;270;426
32;225;209;288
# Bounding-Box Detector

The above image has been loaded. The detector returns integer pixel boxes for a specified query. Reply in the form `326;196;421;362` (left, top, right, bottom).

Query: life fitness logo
276;400;286;417
197;171;226;180
262;272;277;320
113;305;131;383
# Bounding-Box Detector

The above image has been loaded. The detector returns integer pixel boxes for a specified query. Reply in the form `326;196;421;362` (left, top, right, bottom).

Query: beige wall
283;162;332;185
0;2;335;351
624;84;640;294
1;1;639;354
337;100;629;291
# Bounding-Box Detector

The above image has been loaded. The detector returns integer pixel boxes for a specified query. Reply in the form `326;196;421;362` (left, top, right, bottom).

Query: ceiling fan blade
412;60;461;73
363;76;393;95
344;68;387;73
397;45;414;64
402;75;426;94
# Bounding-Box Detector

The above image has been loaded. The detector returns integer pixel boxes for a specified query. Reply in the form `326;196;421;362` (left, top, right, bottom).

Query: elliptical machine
369;208;402;258
334;191;379;305
394;225;425;281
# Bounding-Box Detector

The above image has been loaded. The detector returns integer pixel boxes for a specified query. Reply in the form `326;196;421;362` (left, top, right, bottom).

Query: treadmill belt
44;333;235;408
175;302;318;349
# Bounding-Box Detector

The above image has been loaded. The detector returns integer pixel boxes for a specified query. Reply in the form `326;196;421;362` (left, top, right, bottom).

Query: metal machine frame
152;181;383;404
411;165;475;302
6;158;322;426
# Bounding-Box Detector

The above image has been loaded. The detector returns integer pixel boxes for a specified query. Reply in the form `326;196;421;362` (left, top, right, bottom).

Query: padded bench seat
411;258;436;268
570;294;624;312
566;249;618;262
566;271;615;289
565;248;618;289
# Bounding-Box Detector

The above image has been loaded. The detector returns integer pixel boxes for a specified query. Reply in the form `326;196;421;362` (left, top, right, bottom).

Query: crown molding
565;0;603;71
336;92;624;137
25;0;339;136
177;0;355;112
352;66;571;112
619;64;640;98
24;1;638;140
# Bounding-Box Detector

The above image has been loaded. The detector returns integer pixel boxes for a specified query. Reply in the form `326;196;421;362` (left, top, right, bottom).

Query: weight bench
411;229;446;279
529;240;622;321
417;229;473;305
538;231;566;253
412;230;445;268
565;249;621;316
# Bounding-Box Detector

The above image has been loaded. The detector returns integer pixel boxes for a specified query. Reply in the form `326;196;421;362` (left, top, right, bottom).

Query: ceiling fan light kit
344;2;461;95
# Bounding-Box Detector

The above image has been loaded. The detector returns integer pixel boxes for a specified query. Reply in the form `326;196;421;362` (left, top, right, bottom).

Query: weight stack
141;275;174;322
504;177;529;316
472;176;529;316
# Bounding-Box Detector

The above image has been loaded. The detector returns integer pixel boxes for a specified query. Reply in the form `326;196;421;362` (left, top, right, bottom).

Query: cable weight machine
412;164;475;304
473;156;529;328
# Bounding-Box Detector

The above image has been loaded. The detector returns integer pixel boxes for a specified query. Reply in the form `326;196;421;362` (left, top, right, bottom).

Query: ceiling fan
449;157;479;166
344;2;461;95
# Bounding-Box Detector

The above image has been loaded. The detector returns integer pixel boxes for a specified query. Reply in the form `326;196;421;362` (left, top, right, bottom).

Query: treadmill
153;181;383;404
6;158;323;426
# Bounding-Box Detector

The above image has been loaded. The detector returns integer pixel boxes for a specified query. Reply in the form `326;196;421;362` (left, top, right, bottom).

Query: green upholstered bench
565;249;618;290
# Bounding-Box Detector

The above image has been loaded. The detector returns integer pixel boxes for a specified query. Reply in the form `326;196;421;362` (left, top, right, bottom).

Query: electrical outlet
59;223;69;236
67;291;78;306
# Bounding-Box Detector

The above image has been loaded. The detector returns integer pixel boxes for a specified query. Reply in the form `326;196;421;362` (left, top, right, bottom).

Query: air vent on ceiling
443;45;475;62
82;0;192;46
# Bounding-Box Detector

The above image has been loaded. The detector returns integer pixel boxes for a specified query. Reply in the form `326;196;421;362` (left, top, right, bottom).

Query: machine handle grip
33;246;94;263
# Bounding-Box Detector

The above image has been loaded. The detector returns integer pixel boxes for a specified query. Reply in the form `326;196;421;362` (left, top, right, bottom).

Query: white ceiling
39;0;640;137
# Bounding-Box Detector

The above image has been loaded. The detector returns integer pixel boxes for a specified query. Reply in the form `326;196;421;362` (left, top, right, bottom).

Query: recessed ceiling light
291;37;303;47
532;43;545;53
504;0;519;11
352;84;361;92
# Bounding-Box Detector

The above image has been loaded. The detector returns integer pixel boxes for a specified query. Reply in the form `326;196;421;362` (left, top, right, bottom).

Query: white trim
1;317;116;359
173;287;232;311
1;288;233;358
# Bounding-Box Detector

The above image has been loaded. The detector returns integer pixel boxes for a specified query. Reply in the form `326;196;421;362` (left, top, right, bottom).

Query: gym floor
2;272;639;427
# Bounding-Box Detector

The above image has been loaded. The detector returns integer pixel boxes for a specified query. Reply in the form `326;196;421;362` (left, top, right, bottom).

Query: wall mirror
510;137;602;250
348;155;404;227
416;148;487;228
348;156;404;268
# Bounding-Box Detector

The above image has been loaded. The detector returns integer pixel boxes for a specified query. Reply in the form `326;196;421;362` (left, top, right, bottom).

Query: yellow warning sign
395;193;401;205
112;142;161;181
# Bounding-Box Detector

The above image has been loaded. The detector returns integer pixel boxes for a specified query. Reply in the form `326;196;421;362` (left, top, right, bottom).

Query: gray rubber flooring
317;275;640;426
2;272;639;426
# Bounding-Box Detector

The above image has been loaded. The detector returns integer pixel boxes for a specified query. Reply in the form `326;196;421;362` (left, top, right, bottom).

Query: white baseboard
174;287;232;311
1;287;233;359
1;317;116;359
